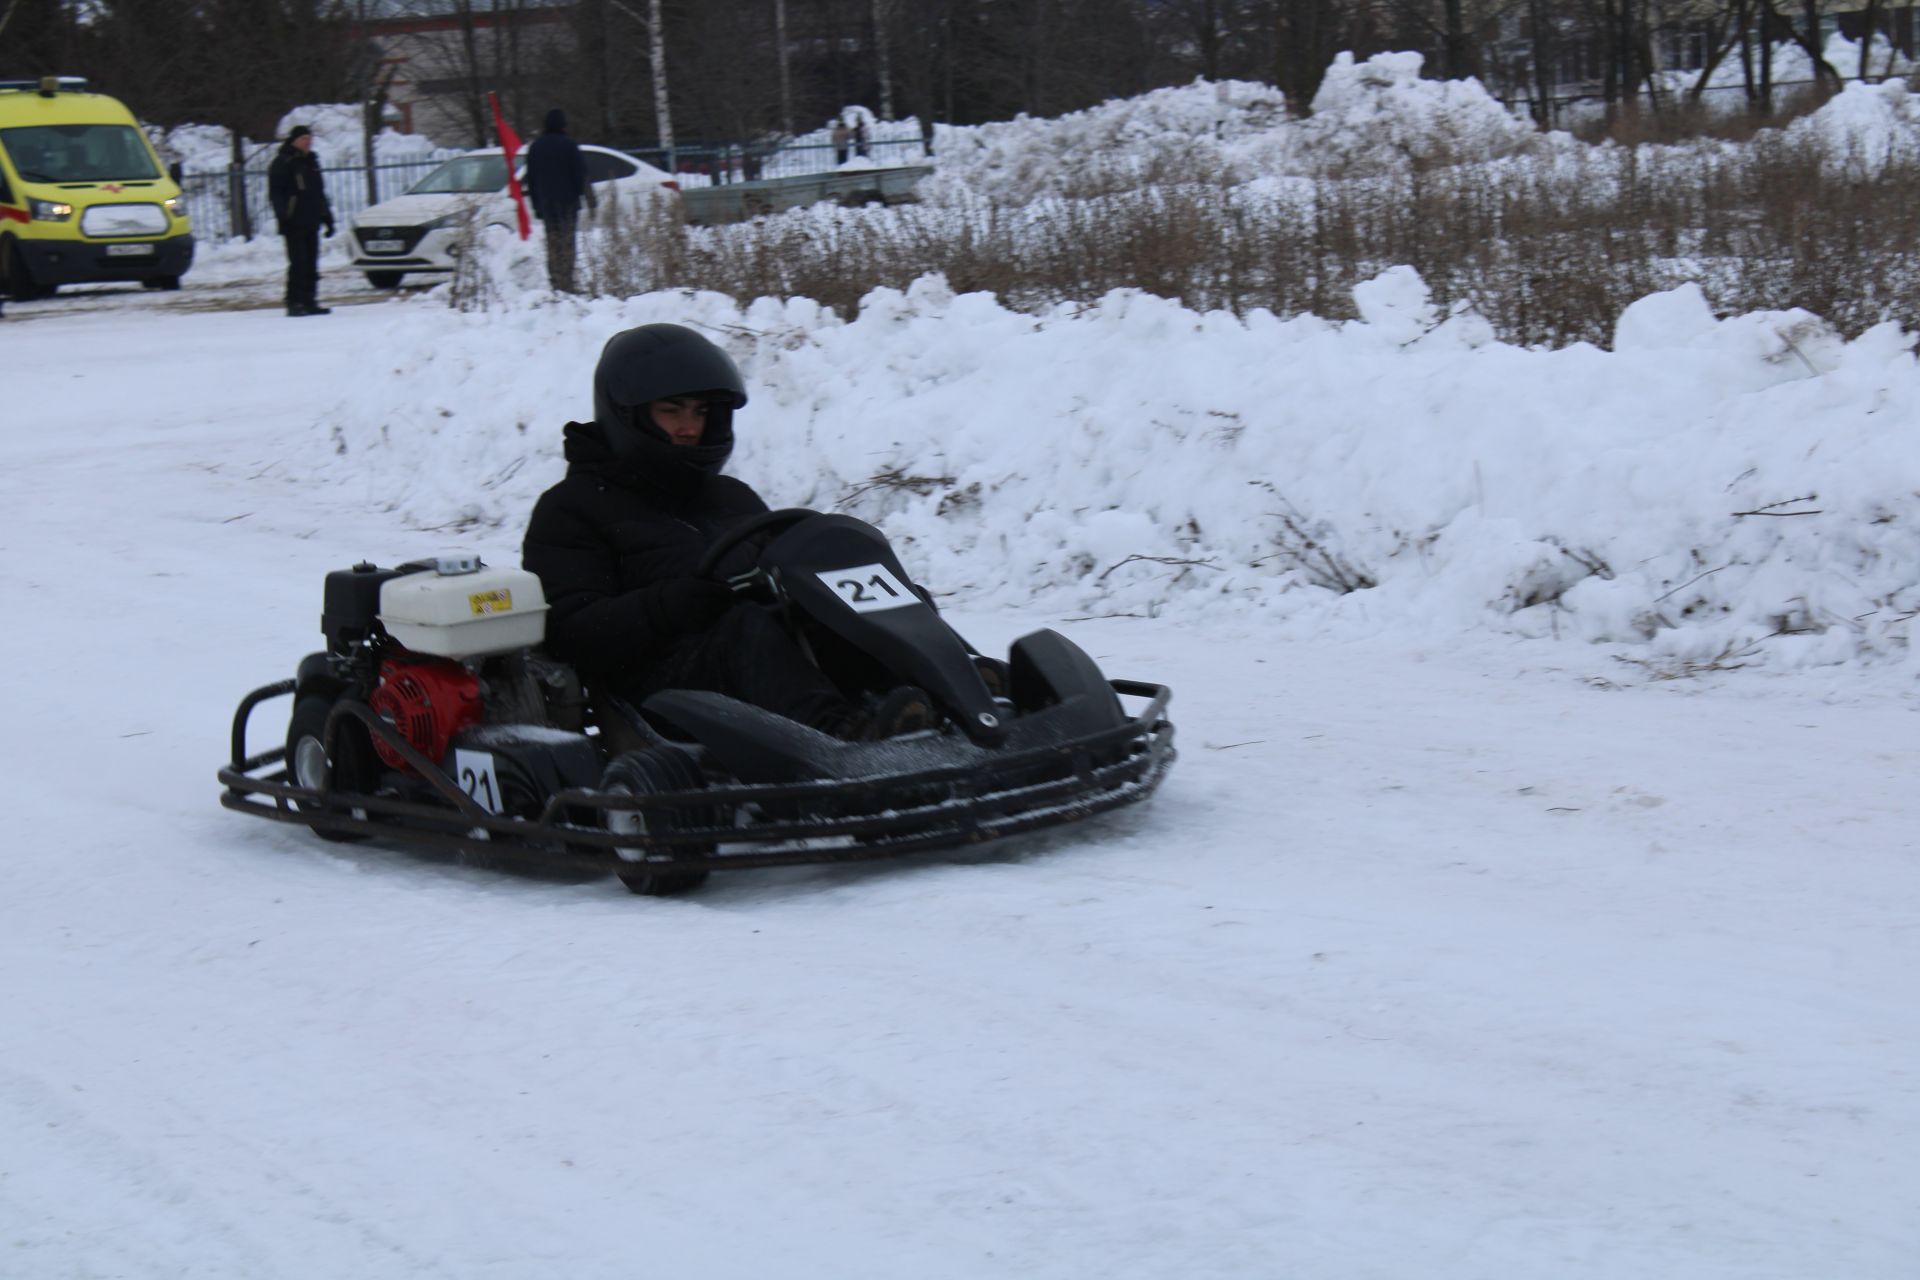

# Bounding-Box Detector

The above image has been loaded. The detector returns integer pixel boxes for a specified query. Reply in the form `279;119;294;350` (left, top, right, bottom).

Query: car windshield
408;155;508;194
0;123;159;183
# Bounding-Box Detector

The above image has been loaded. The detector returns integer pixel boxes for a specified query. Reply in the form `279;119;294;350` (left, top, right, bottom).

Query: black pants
639;604;853;732
284;227;320;310
542;213;578;293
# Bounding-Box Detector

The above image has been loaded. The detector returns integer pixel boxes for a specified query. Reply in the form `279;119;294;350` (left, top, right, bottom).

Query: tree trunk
1528;0;1556;126
1799;0;1843;86
1857;0;1882;78
648;0;673;161
776;0;793;135
873;0;895;120
1443;0;1474;79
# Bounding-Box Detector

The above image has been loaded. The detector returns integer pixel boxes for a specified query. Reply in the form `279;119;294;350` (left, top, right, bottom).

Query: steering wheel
696;507;820;592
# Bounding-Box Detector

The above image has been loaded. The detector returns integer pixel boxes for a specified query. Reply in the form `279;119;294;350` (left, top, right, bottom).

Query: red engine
368;654;483;771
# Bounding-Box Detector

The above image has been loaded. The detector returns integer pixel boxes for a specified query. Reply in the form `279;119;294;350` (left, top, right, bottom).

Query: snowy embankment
325;272;1920;675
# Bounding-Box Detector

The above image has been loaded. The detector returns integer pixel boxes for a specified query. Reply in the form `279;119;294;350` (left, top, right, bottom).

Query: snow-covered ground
4;265;1919;1277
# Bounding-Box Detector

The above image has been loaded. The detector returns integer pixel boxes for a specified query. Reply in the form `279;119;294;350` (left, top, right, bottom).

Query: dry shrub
562;127;1920;348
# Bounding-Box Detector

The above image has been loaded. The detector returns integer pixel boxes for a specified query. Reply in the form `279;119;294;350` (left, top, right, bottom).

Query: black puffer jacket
267;145;332;233
522;420;768;695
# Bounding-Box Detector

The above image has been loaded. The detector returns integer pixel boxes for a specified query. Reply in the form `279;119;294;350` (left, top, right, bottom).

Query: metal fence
177;134;931;240
631;135;930;185
176;155;454;241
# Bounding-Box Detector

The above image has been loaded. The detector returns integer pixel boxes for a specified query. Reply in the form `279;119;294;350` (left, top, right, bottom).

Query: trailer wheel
286;694;377;843
601;747;713;896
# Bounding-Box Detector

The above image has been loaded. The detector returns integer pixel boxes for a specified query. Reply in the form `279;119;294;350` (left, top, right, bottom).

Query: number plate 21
817;563;916;613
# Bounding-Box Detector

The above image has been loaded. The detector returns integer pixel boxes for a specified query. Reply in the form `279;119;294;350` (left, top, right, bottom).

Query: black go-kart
218;509;1176;894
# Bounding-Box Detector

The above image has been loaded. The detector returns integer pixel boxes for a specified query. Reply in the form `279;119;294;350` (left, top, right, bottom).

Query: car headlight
420;212;465;232
29;197;74;222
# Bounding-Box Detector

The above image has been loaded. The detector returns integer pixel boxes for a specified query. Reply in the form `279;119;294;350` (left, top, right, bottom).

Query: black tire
3;239;51;301
600;747;715;895
286;694;378;843
365;270;404;289
141;275;182;291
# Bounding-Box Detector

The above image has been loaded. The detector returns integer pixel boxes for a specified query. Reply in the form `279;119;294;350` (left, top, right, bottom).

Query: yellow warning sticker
469;589;514;616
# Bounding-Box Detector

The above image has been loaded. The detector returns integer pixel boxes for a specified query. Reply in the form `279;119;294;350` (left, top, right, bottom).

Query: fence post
363;97;380;208
228;129;253;241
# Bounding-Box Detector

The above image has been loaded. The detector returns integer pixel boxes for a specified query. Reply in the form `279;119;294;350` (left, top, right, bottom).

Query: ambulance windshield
0;123;159;183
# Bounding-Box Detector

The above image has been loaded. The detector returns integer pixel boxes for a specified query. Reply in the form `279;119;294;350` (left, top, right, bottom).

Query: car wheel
365;270;404;289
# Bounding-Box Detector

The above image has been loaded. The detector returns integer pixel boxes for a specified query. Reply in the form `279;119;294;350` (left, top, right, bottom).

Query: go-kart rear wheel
286;694;378;843
601;747;714;896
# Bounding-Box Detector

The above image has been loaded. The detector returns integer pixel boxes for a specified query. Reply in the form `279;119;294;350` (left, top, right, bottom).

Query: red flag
488;91;531;240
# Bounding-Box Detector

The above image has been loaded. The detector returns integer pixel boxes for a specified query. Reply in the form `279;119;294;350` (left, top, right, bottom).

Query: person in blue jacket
523;109;597;293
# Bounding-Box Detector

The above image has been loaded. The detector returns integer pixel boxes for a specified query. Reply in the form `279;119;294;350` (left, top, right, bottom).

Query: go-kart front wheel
286;694;378;843
602;747;714;896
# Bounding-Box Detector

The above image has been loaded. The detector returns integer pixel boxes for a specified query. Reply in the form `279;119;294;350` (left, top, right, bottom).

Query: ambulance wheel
3;240;51;301
142;276;181;291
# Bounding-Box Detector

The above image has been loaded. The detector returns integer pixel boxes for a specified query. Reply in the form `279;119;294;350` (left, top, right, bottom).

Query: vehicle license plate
367;239;405;254
105;243;152;257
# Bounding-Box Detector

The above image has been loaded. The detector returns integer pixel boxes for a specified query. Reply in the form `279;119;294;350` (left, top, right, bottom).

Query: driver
521;323;930;740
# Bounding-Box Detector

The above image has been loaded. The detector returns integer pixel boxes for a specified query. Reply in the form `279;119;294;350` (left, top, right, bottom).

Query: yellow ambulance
0;76;194;299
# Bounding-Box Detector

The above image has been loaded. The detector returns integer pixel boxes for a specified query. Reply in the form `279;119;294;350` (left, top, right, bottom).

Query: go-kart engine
368;654;483;770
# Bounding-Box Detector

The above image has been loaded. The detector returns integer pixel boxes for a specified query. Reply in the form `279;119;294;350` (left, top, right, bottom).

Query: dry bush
1569;84;1837;146
560;126;1920;349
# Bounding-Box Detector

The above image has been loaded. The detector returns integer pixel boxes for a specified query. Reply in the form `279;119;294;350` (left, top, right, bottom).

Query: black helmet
593;323;747;427
590;323;750;475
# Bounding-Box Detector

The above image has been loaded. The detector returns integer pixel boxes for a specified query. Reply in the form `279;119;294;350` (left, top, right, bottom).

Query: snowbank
921;53;1550;203
923;78;1295;201
154;102;452;174
319;273;1920;674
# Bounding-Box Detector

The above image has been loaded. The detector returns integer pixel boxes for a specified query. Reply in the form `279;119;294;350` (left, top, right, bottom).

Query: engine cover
368;655;483;770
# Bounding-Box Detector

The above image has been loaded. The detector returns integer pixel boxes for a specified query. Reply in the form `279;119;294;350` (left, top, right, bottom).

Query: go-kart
218;509;1175;894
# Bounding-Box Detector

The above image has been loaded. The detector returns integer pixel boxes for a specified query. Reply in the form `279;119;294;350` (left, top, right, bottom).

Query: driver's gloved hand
657;577;739;629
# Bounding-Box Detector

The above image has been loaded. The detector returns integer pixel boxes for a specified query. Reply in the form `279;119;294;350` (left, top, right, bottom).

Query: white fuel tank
378;559;548;658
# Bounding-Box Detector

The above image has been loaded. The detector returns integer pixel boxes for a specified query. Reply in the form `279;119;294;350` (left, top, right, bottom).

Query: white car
347;145;679;288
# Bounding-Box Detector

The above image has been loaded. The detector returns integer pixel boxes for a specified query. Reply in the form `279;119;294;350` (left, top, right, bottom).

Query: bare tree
776;0;793;133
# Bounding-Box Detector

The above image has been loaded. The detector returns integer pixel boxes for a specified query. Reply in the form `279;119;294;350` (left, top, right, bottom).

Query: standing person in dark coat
523;109;597;294
522;324;931;741
266;125;335;317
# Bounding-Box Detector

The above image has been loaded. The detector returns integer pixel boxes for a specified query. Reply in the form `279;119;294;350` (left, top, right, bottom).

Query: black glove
654;578;738;631
323;219;337;238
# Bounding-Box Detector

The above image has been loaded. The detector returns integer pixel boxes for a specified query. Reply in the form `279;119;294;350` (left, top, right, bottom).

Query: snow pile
922;54;1547;202
1296;51;1543;172
154;102;451;174
1783;77;1920;175
922;78;1294;201
319;273;1920;673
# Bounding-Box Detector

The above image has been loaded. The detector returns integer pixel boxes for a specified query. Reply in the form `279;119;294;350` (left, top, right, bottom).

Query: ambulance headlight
29;198;74;221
